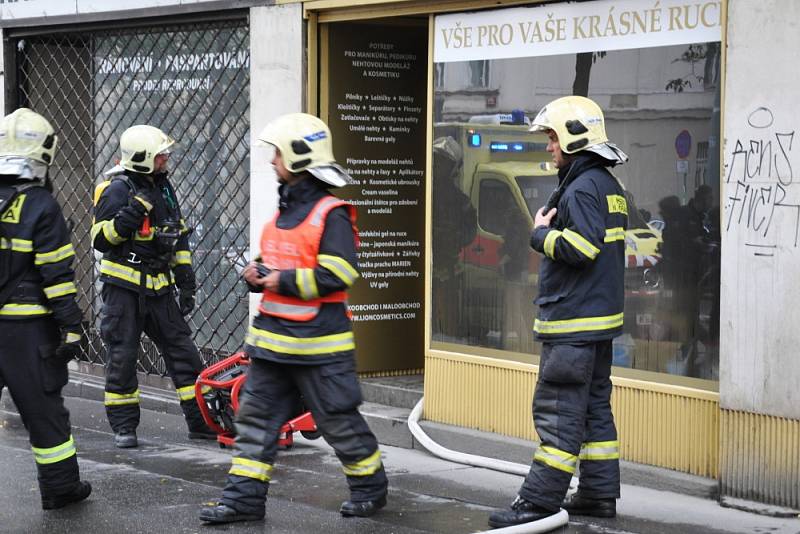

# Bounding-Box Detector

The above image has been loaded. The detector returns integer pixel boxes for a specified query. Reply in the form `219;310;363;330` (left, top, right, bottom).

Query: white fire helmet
530;95;628;165
0;108;57;179
119;124;175;174
257;113;354;187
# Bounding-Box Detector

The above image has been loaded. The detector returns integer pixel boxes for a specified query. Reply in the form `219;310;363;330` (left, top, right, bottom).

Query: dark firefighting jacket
245;175;360;366
91;171;194;296
0;179;82;328
530;152;628;343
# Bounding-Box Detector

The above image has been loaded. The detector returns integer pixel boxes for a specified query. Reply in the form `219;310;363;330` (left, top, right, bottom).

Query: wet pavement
0;396;798;534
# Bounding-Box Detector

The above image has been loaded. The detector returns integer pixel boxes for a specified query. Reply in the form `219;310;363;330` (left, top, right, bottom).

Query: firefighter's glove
131;192;154;214
178;290;195;316
55;328;82;362
173;264;197;292
115;191;155;236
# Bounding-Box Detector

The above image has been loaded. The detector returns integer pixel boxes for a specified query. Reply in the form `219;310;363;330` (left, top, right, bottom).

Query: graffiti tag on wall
725;107;799;256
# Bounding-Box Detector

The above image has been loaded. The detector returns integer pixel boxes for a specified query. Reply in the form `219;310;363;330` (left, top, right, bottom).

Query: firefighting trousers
0;318;83;500
99;283;206;433
520;340;620;511
221;357;388;515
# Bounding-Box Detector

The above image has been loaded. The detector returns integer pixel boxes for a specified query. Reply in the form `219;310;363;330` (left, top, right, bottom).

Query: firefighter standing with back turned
0;108;91;509
200;113;388;524
92;125;214;448
489;96;628;529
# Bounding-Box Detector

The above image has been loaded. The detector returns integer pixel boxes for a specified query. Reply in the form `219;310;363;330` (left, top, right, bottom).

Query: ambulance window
478;178;516;235
515;175;558;218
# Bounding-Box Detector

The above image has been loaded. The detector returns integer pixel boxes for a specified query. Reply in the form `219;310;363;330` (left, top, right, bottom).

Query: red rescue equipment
195;352;319;448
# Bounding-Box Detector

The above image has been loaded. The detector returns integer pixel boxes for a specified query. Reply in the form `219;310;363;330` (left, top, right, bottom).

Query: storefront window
431;4;721;380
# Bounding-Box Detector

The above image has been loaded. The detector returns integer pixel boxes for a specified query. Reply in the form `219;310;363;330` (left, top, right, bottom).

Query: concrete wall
720;0;800;420
248;2;304;314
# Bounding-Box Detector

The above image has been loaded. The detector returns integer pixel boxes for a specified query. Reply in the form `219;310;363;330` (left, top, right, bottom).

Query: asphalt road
0;396;797;534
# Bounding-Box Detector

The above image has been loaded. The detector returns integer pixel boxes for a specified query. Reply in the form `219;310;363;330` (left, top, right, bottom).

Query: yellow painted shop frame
300;0;729;479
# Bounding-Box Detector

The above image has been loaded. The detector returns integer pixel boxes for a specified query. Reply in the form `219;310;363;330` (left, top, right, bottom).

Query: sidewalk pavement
0;386;798;533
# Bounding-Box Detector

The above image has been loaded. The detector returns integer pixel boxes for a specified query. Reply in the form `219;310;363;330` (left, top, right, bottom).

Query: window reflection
431;42;721;380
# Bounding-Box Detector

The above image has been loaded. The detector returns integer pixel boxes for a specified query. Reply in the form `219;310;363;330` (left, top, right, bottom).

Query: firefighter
0;108;91;509
92;125;214;448
488;96;628;528
200;113;388;524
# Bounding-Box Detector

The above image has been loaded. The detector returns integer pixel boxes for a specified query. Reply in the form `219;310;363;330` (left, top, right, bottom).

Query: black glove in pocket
38;343;69;393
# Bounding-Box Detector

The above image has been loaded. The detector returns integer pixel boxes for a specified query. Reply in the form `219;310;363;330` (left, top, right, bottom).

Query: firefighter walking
0;108;91;509
489;96;629;528
91;125;213;448
200;113;388;524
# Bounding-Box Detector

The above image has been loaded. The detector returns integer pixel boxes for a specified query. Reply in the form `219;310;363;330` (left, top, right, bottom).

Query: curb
64;370;184;416
417;419;719;500
62;371;718;503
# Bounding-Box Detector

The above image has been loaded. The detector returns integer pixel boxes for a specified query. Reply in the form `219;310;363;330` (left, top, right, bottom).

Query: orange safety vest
259;195;358;321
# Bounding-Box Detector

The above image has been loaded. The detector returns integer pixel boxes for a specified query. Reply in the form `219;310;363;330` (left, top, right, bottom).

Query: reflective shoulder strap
308;196;348;228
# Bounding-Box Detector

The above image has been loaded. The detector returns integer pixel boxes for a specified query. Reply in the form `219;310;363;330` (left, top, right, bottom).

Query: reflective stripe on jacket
92;171;192;296
0;182;82;327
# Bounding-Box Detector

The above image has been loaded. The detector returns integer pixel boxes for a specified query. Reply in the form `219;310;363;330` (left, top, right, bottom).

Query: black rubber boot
182;399;217;440
199;503;264;524
488;496;559;529
42;481;92;510
339;494;387;517
114;430;137;448
562;492;616;518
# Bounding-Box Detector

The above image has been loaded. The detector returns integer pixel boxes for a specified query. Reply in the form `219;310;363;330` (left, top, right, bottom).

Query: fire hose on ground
407;397;571;533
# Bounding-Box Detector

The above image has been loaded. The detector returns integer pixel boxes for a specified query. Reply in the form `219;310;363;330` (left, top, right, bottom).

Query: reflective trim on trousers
533;445;578;474
104;389;140;406
32;436;77;465
342;449;383;476
229;457;273;482
579;440;620;460
176;384;209;402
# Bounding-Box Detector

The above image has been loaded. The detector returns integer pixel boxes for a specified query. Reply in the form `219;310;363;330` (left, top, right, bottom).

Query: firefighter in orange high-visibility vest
200;113;388;524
